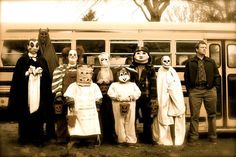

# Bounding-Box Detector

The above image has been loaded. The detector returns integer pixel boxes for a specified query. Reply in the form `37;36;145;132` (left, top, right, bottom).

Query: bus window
144;40;171;65
144;41;170;52
209;44;221;67
52;40;71;54
76;40;105;65
76;40;105;53
176;55;195;65
228;74;236;119
51;40;71;65
1;40;28;66
110;40;138;65
176;41;198;66
227;44;236;68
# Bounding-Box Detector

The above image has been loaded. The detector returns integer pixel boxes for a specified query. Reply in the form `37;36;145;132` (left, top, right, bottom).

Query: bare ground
0;122;236;157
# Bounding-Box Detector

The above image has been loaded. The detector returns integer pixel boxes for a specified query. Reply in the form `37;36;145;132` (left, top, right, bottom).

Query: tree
133;0;170;21
82;9;98;21
134;0;236;22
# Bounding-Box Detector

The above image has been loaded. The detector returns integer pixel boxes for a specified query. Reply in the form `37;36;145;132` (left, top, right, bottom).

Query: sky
0;0;147;23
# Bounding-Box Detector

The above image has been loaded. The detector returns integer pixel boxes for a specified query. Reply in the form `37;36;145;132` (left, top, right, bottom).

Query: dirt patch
0;122;235;157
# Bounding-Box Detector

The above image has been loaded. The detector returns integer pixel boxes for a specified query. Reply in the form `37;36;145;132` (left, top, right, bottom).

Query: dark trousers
136;95;153;143
189;87;217;140
18;113;44;145
99;95;116;143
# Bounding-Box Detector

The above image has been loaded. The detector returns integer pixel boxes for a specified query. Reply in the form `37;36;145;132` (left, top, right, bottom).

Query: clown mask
161;56;171;69
118;67;130;83
27;39;39;55
134;48;149;64
68;50;78;66
76;65;93;86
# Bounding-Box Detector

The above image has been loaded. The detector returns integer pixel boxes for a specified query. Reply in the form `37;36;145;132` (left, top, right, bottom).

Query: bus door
208;40;223;127
225;41;236;128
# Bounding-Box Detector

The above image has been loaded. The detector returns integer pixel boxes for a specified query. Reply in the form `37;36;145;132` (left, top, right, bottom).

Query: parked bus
0;22;235;132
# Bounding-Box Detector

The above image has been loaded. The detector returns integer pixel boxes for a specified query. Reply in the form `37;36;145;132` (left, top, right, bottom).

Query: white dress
152;66;186;145
64;82;103;136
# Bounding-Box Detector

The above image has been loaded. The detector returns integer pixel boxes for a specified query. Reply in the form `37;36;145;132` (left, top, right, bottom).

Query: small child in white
107;67;141;145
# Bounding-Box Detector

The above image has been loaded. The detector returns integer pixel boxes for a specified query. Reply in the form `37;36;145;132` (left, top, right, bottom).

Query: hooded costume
38;28;59;78
152;56;186;145
8;39;53;145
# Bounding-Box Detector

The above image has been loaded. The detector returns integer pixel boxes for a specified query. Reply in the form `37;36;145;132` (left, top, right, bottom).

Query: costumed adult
38;28;59;78
130;46;157;144
92;52;116;144
108;67;141;146
52;48;83;144
152;56;186;146
64;65;103;146
38;28;59;141
8;39;53;146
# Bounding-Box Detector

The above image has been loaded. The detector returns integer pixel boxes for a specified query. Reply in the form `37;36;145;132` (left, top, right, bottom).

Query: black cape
8;53;53;121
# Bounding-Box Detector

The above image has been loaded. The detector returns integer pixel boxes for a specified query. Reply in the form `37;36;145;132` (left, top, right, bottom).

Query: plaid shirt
130;64;157;99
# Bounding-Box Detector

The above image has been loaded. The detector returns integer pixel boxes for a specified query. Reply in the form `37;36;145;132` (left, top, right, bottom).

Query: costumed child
130;46;157;144
107;67;141;145
93;52;116;144
8;39;53;146
64;65;103;147
152;56;186;146
52;48;83;144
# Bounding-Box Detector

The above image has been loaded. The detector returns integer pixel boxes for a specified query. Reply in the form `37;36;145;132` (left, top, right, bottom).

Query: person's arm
184;61;190;95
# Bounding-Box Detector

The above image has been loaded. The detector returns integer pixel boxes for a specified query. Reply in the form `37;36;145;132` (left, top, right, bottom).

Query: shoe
188;138;197;143
209;138;217;144
127;143;136;148
152;141;158;146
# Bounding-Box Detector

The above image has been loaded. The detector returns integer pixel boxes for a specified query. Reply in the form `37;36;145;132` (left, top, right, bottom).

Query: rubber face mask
118;68;130;83
39;29;49;44
98;52;110;67
76;65;93;86
134;50;149;64
68;50;78;66
161;56;171;69
27;39;39;55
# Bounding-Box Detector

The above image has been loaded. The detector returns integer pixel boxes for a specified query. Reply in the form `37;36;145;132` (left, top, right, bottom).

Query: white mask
161;56;171;69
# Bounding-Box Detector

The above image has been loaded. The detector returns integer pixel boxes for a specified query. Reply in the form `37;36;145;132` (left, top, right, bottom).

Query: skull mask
68;50;78;66
27;39;39;55
161;56;171;69
76;65;93;86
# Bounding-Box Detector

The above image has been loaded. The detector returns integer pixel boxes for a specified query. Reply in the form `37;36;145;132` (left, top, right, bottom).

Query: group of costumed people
8;28;186;147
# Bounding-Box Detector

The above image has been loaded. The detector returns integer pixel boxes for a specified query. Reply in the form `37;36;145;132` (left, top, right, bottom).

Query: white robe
152;66;186;145
107;82;141;143
64;82;102;136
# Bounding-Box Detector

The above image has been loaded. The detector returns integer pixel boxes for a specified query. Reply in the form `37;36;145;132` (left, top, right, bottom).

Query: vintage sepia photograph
0;0;236;157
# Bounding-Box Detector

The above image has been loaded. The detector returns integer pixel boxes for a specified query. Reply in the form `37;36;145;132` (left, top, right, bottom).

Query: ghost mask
161;56;171;69
76;65;93;86
98;52;110;67
68;50;78;66
118;67;130;83
27;39;39;55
